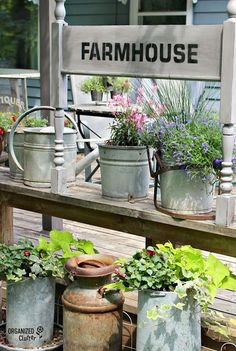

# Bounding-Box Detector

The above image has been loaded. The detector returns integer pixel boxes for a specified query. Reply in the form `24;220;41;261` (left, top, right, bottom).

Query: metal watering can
9;106;82;188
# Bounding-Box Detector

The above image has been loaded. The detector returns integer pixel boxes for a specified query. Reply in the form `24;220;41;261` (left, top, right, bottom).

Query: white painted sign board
62;25;223;81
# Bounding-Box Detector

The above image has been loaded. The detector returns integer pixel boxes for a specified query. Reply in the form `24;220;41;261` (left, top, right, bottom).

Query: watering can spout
75;147;99;176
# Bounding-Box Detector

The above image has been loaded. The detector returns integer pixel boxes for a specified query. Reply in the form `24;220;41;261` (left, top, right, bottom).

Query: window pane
140;16;186;25
140;0;186;12
0;0;38;69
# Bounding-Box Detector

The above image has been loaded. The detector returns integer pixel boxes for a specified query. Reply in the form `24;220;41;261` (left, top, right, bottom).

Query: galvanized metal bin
136;290;201;351
99;144;150;200
6;277;56;349
160;166;214;215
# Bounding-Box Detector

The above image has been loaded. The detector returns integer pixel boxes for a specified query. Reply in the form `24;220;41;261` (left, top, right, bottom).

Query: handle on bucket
9;107;80;172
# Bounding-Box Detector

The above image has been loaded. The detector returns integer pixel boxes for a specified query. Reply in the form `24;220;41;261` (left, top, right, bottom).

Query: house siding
65;0;129;25
193;0;227;24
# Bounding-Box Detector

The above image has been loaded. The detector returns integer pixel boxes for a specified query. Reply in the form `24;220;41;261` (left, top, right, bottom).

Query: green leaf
174;303;185;310
206;254;230;287
76;240;96;254
220;273;236;291
36;237;49;252
147;306;163;321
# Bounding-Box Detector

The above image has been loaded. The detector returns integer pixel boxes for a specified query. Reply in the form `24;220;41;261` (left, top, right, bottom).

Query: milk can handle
9;106;56;172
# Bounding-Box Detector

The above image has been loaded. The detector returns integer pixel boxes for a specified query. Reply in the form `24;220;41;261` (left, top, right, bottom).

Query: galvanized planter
62;254;124;351
136;290;201;351
159;163;214;215
98;144;150;200
6;277;56;349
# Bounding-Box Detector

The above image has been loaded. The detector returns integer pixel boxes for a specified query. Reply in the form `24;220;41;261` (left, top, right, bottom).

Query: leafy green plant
108;77;132;94
106;243;236;320
36;229;97;263
24;117;48;128
0;239;64;282
0;112;17;135
80;76;107;93
0;230;97;282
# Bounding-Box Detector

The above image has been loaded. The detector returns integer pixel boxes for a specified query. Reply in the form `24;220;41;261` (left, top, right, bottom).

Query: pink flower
130;111;147;129
0;128;4;136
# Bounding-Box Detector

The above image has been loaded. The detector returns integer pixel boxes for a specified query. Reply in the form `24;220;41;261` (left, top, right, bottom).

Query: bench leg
0;203;13;244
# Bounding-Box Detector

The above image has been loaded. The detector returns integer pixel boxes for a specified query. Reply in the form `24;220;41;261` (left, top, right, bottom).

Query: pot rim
98;143;147;150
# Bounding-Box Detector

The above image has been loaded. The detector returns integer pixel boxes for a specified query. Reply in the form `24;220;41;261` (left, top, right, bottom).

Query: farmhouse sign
62;25;223;81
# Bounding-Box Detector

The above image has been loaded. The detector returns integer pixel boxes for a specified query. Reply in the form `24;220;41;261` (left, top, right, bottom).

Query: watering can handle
64;112;81;149
9;107;80;172
9;106;56;172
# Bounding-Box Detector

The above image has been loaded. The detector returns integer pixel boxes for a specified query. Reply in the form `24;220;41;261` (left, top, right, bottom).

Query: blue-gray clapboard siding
65;0;129;25
193;0;227;111
193;0;227;24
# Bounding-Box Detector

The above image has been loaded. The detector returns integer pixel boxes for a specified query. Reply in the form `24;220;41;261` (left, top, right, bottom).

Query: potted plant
144;80;223;218
0;112;17;155
0;230;96;350
106;242;236;351
108;77;132;97
98;91;160;201
80;76;107;101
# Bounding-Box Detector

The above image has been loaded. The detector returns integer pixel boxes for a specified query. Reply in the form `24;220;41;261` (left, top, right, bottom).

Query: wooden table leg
0;203;13;244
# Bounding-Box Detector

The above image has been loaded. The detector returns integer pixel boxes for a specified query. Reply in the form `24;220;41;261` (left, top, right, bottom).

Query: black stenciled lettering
89;43;101;60
81;42;90;60
102;43;113;60
173;44;186;63
132;43;144;61
188;44;198;63
114;43;130;61
160;43;171;63
146;43;158;62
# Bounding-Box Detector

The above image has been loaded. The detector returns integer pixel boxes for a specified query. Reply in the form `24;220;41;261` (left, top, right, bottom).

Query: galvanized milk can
6;277;56;349
8;106;79;187
62;254;124;351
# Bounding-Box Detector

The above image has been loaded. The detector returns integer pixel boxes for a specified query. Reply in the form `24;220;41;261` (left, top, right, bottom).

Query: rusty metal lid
65;254;117;277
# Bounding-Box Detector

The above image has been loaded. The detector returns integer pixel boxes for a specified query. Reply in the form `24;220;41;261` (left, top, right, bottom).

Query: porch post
216;0;236;225
51;0;68;194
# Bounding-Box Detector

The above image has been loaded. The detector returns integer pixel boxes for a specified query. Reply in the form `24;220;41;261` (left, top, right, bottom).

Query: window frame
129;0;193;25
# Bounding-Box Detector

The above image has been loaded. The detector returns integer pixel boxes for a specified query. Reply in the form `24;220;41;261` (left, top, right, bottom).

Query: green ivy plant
106;243;236;320
0;239;64;282
0;230;97;282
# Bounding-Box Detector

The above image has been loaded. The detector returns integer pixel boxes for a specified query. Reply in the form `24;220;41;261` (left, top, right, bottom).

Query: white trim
129;0;193;25
129;0;139;25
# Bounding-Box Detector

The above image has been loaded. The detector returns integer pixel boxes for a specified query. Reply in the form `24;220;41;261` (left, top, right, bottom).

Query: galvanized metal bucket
62;254;124;351
99;144;150;200
159;166;214;215
6;277;56;349
136;290;201;351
